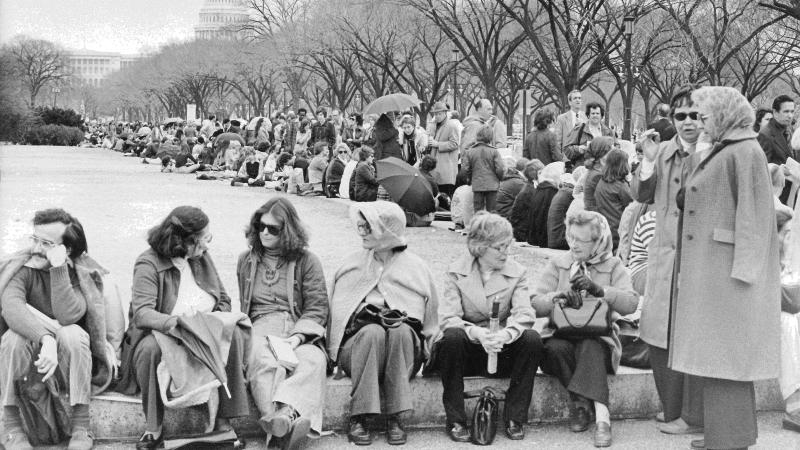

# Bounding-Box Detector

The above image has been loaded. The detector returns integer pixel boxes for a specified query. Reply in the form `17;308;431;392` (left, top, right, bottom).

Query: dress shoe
261;405;298;438
658;418;703;435
281;416;311;450
447;423;471;443
348;416;372;446
1;428;33;450
67;427;94;450
593;421;612;448
570;407;591;433
386;415;407;445
505;420;525;440
136;432;164;450
783;410;800;432
690;438;705;449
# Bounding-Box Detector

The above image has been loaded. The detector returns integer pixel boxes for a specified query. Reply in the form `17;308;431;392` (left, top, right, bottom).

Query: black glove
570;272;604;298
554;290;583;309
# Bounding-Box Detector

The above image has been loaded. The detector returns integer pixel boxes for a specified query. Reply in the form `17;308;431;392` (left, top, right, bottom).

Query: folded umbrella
363;93;422;116
376;157;436;216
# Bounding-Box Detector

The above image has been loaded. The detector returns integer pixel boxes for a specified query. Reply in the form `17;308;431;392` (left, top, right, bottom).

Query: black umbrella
376;157;436;216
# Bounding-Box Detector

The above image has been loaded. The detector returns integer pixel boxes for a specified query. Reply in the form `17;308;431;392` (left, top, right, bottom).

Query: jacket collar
449;252;525;278
662;135;686;161
553;251;615;273
151;251;176;272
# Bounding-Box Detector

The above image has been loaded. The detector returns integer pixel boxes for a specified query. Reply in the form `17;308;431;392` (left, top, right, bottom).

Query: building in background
65;50;141;87
194;0;250;40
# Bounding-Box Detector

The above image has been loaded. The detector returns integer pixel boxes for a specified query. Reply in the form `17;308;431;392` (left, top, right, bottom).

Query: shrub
24;124;84;146
34;106;83;128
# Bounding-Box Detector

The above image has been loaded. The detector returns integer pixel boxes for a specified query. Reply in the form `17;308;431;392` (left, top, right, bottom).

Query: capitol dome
194;0;250;40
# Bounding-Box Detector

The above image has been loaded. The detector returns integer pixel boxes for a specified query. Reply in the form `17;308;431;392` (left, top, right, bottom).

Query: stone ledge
80;369;782;439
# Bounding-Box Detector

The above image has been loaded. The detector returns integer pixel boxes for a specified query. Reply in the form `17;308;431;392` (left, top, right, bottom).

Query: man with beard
0;209;118;450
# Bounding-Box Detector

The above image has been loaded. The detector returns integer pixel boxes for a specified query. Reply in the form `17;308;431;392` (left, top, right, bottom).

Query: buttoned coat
461;144;506;192
436;253;535;344
428;118;460;185
669;130;780;381
531;252;639;374
630;136;692;349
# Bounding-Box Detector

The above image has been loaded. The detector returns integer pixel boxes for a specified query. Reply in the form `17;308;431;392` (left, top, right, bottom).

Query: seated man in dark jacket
546;173;577;249
496;157;531;219
0;209;114;450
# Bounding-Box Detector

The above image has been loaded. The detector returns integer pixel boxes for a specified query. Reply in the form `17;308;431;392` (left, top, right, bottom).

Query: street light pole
622;15;635;141
52;87;61;108
451;47;459;114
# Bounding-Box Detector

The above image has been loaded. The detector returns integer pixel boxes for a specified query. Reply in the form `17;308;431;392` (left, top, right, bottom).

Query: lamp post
622;14;635;140
451;46;460;114
52;86;61;108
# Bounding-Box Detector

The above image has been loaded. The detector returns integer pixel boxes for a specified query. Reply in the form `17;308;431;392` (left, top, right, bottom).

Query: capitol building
194;0;251;40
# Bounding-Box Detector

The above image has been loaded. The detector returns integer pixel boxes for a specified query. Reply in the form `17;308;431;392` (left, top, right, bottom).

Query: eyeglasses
673;112;700;121
356;221;372;236
29;234;57;249
488;242;512;254
338;150;349;154
257;222;282;236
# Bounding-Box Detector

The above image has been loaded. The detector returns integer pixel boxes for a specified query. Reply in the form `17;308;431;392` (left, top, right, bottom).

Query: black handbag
466;387;505;445
343;303;423;343
551;297;612;338
14;361;71;446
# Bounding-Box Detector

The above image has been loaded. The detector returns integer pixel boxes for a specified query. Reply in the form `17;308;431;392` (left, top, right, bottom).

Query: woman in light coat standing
672;86;781;450
427;102;460;198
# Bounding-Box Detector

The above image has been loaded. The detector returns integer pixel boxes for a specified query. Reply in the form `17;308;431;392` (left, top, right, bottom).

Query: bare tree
5;36;70;107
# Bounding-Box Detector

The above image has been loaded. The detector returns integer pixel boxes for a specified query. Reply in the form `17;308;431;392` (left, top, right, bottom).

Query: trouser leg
484;191;498;213
473;192;486;212
218;327;249;418
541;337;582;403
0;331;37;407
648;344;684;422
382;323;419;415
499;329;544;423
273;344;328;431
436;327;479;425
247;315;289;418
55;324;92;406
339;324;386;416
133;334;163;432
702;377;756;449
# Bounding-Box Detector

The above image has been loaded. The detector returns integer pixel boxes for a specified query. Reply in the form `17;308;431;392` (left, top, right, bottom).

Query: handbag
14;361;71;446
551;297;612;338
343;303;423;343
466;387;505;445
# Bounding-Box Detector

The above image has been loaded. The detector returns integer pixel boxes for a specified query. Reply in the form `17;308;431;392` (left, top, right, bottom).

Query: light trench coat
670;129;780;381
630;136;692;349
428;118;460;186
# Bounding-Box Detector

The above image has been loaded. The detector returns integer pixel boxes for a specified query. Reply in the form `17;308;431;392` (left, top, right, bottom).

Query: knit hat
430;102;449;113
349;201;407;251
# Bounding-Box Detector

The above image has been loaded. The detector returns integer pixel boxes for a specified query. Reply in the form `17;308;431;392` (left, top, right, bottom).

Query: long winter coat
369;115;402;162
630;136;692;349
670;129;780;381
428;118;460;185
524;181;559;247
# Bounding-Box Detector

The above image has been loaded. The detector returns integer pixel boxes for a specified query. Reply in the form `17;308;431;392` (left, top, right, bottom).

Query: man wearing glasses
0;209;112;450
630;84;704;437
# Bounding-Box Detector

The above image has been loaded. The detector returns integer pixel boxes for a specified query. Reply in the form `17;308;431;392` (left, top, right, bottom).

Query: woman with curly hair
524;109;562;165
237;198;329;450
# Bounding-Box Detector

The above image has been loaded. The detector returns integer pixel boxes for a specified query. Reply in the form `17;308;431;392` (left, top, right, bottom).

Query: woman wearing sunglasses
328;201;439;446
237;197;329;450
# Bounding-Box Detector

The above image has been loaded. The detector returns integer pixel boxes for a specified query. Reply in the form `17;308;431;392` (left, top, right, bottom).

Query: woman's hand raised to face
637;129;660;162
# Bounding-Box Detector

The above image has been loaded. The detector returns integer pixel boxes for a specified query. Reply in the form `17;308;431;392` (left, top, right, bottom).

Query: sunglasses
673;111;700;121
356;221;372;236
257;222;282;236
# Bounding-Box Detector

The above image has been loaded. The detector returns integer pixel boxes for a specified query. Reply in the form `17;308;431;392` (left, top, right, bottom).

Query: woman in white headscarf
532;210;638;448
327;201;439;446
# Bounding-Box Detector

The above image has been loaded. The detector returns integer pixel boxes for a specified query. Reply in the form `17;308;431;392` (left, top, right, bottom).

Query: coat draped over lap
630;136;692;349
669;130;781;381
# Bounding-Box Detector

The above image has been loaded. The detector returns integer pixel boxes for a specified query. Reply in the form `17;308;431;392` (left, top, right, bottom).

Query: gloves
570;272;604;298
553;290;583;309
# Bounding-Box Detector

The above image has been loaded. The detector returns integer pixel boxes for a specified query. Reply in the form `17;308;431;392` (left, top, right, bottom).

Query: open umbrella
376;157;436;216
136;126;152;137
246;116;268;131
363;93;422;116
213;132;245;147
163;117;183;126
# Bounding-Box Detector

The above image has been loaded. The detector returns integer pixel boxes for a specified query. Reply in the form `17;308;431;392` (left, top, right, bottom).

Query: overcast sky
0;0;203;54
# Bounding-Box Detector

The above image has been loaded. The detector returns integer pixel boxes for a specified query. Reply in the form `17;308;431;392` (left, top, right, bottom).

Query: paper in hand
267;335;299;370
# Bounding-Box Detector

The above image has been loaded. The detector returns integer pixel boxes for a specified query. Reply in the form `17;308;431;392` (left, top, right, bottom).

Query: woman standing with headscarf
532;210;638;448
670;86;781;450
328;201;439;446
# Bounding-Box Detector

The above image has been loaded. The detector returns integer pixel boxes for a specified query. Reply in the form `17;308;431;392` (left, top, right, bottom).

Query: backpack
15;361;71;446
